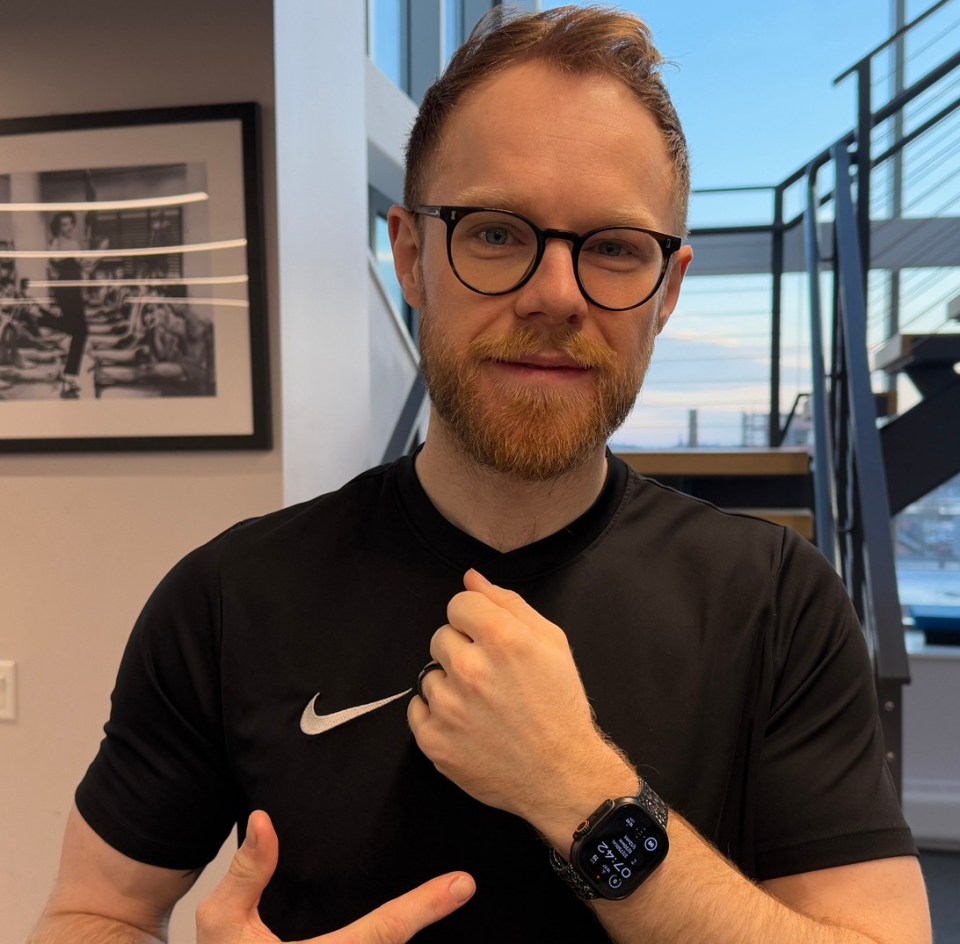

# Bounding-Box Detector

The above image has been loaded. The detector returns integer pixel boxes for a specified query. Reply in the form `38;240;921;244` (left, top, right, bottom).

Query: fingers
330;872;475;944
451;569;556;643
195;810;278;941
416;660;445;707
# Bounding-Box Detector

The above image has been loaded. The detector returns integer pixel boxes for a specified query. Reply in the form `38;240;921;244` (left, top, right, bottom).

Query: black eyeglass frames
413;205;682;312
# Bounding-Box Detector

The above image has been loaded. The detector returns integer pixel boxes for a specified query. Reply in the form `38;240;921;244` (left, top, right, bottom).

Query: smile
487;357;593;383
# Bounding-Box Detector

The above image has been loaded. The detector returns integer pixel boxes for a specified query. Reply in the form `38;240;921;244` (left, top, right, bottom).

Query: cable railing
676;0;960;452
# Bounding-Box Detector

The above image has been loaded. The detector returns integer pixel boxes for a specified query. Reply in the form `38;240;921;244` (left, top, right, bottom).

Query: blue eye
594;240;628;257
480;226;511;246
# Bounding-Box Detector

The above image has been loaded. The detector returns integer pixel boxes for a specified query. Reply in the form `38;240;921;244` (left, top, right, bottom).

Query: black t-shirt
76;455;915;941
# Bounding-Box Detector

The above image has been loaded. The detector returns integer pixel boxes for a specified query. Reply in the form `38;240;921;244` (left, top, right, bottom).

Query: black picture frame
0;102;270;452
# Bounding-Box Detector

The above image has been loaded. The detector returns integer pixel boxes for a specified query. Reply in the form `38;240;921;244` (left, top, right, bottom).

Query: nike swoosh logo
300;688;412;735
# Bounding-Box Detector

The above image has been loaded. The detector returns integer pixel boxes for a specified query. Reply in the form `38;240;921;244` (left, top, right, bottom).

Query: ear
655;244;692;334
388;206;424;310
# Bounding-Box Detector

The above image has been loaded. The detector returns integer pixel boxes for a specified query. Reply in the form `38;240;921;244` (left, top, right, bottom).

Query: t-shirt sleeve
75;540;241;870
752;529;917;880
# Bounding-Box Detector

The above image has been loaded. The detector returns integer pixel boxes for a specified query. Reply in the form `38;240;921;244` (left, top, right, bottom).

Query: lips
493;354;590;371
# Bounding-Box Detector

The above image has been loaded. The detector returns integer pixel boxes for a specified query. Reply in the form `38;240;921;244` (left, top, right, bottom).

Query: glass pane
896;473;960;613
368;0;405;89
443;0;461;67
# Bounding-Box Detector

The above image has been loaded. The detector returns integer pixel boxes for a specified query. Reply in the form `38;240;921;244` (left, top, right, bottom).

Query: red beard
419;318;653;481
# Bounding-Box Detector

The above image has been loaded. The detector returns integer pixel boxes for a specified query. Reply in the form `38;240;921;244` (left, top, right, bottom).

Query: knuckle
194;898;218;933
448;649;484;689
369;905;414;944
226;848;257;883
446;591;470;623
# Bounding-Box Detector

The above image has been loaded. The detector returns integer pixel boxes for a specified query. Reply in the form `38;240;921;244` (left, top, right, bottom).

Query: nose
512;237;588;324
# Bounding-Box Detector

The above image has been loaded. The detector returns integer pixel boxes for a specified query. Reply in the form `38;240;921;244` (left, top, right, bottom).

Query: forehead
428;61;676;230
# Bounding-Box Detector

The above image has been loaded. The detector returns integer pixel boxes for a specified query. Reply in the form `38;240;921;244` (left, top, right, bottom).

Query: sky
544;0;896;192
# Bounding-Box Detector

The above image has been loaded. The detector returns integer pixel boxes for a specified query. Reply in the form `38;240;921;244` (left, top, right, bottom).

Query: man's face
390;61;692;480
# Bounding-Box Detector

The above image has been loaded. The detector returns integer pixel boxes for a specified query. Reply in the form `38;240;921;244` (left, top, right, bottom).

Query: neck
415;415;609;553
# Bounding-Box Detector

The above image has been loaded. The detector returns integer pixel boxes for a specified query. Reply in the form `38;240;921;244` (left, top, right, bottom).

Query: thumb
232;809;278;882
198;810;278;927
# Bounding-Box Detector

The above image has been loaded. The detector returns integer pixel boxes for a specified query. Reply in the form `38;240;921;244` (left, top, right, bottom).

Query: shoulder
616;465;797;568
200;460;397;557
611;464;846;636
148;461;399;609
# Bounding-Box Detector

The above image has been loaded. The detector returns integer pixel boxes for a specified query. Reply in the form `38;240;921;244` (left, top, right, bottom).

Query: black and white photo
0;104;269;451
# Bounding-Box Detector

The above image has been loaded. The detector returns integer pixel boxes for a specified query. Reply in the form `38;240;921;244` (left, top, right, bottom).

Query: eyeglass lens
449;210;665;309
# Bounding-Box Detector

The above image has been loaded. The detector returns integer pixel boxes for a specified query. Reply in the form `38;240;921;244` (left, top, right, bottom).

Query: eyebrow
449;188;661;231
453;187;520;209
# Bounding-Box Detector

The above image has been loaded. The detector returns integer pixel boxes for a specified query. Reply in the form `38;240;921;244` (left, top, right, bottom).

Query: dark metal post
887;0;906;390
855;61;873;292
769;186;784;446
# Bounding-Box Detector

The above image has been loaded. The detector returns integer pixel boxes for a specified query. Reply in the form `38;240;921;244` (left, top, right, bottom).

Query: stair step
615;450;815;539
873;333;960;375
616;448;810;477
726;507;815;539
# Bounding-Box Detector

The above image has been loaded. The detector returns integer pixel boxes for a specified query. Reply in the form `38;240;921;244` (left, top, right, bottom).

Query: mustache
467;326;616;371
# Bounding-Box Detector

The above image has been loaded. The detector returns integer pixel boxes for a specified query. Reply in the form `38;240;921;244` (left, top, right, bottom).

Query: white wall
0;2;283;940
275;0;372;502
903;641;960;849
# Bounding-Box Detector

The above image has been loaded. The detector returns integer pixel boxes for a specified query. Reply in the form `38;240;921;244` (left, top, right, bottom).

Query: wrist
524;741;639;852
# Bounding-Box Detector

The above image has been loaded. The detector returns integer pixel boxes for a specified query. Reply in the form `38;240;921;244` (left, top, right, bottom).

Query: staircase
874;333;960;515
615;449;815;539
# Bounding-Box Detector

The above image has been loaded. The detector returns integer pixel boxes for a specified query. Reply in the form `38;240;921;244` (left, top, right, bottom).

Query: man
32;6;931;944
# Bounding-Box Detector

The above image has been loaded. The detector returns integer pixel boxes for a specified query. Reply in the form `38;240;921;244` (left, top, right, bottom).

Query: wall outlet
0;661;17;721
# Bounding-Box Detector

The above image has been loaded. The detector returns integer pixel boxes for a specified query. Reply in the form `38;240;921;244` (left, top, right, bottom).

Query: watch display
549;780;669;900
572;797;668;899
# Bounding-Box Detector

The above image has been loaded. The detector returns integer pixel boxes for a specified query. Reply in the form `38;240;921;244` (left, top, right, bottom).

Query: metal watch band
549;846;600;898
636;777;669;829
549;779;668;900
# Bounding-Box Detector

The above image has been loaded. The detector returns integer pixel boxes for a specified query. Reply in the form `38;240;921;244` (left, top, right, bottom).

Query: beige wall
0;1;282;939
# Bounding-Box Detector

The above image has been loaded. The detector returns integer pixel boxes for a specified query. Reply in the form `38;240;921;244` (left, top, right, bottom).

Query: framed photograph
0;103;270;452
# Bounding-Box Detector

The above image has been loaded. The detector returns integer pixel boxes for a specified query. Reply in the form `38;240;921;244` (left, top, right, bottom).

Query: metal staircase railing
805;144;912;794
795;0;960;795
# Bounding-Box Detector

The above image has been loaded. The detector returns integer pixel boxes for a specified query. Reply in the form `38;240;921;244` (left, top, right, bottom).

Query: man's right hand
196;810;476;943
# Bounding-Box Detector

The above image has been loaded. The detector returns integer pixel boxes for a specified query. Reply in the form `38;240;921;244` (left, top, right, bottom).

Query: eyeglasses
414;205;682;312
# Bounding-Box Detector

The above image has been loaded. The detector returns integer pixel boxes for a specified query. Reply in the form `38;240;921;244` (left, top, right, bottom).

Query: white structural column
274;0;371;504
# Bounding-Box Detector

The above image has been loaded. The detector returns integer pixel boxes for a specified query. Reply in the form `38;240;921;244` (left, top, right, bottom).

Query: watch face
575;800;669;900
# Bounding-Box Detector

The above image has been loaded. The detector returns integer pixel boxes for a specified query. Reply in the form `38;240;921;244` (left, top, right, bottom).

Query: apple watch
549;779;669;900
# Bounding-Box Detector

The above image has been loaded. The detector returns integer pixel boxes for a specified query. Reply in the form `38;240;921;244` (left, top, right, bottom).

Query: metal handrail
831;143;911;793
831;144;906;668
